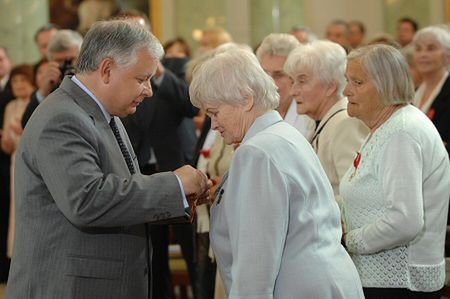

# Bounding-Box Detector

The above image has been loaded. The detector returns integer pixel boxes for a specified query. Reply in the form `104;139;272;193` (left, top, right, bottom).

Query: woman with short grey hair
341;44;450;299
190;47;364;299
284;40;368;207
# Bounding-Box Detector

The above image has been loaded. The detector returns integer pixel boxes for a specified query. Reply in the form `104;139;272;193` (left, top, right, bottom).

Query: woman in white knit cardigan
341;44;450;299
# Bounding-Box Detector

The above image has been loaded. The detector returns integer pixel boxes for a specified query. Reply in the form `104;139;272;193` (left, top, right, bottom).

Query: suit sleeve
33;112;186;228
345;133;424;254
225;144;288;299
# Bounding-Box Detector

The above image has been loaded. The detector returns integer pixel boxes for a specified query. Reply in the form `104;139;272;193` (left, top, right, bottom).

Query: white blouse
340;105;450;292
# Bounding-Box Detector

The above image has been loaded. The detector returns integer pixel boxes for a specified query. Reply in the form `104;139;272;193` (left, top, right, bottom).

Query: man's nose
143;80;153;97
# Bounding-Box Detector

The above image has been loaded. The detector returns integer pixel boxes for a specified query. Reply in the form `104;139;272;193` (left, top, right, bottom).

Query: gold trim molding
150;0;163;39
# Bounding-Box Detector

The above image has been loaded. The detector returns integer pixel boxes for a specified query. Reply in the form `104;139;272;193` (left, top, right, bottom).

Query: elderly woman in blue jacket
189;46;364;299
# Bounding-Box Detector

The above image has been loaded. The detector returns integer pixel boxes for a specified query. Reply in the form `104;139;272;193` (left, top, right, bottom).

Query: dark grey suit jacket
6;77;187;299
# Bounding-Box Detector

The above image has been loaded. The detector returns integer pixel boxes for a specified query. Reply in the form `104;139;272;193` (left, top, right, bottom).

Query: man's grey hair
413;25;450;55
348;44;414;105
189;47;279;111
255;33;300;61
284;40;347;98
76;20;164;74
47;29;83;59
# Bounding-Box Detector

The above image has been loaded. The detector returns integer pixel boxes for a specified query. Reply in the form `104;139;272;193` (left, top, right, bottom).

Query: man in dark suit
122;56;199;299
0;45;13;282
22;29;83;128
6;20;210;299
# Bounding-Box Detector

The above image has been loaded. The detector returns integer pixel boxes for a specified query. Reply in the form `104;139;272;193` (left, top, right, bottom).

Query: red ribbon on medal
353;152;361;169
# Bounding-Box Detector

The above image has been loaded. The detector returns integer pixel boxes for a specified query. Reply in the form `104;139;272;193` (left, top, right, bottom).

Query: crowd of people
0;9;449;299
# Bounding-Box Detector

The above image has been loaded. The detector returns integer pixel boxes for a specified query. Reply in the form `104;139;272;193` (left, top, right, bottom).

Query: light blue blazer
210;111;364;299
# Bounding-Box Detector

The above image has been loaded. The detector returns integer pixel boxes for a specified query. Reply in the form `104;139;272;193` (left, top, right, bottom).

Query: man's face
105;48;157;117
349;24;364;48
326;24;349;47
49;47;80;66
397;22;416;46
0;48;12;80
260;54;293;116
36;29;58;59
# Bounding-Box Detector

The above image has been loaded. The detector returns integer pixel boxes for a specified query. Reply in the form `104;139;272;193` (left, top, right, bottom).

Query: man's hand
174;165;211;197
36;61;62;97
10;121;23;136
174;165;212;206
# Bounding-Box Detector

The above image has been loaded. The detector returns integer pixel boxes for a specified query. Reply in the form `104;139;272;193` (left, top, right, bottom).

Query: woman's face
344;59;384;125
414;36;450;76
204;102;249;145
289;69;331;120
11;74;34;100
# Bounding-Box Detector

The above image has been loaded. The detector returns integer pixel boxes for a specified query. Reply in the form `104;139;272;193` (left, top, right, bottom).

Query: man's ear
243;95;254;111
99;58;114;84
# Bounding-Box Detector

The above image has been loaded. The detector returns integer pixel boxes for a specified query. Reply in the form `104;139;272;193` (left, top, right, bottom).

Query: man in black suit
22;29;82;128
0;45;13;282
122;58;199;299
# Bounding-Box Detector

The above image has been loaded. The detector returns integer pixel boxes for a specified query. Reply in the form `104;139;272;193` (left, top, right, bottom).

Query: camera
60;59;75;79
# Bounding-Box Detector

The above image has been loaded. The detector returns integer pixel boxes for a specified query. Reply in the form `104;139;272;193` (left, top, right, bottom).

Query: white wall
304;0;384;41
159;0;448;50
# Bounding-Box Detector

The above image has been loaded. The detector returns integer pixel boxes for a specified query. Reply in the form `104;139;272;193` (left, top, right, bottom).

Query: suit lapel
430;75;450;118
59;77;106;126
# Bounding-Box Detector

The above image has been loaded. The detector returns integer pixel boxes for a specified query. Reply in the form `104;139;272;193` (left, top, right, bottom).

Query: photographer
22;29;82;128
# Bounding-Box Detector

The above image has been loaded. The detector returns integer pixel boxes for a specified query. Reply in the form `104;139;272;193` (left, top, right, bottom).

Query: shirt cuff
174;174;189;208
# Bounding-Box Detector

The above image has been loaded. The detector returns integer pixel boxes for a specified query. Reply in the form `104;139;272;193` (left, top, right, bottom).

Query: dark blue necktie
109;117;136;175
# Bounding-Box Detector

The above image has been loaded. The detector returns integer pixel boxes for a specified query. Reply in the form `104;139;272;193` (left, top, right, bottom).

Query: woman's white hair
189;47;279;111
255;33;300;60
413;25;450;55
348;44;414;105
284;40;347;98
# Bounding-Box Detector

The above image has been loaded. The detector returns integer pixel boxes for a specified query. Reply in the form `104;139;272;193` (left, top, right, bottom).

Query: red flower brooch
350;152;361;181
353;152;361;169
200;149;211;159
427;108;435;120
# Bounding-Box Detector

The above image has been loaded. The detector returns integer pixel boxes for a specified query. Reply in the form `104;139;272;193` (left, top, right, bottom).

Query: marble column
0;0;50;65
